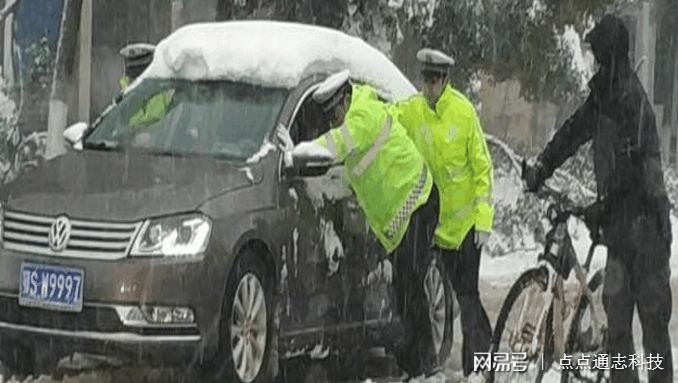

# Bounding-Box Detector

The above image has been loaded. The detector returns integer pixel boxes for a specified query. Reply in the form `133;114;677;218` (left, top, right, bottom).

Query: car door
277;83;357;339
277;80;398;350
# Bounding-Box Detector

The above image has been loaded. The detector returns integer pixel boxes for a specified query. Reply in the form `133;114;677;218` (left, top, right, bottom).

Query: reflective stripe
325;132;337;157
353;116;392;177
339;124;355;153
386;167;428;239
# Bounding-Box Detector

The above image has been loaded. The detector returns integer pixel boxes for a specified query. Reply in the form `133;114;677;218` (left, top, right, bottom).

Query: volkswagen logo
48;216;71;253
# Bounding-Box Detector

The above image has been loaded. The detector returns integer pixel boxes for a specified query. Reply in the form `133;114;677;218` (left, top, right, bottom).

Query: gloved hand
276;124;294;167
474;231;490;248
522;159;546;192
583;201;605;243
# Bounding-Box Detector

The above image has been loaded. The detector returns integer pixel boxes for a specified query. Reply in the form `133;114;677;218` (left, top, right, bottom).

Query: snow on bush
489;132;678;261
488;135;596;258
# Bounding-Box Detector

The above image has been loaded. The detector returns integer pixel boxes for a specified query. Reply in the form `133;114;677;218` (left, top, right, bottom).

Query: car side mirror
285;143;335;177
63;122;88;150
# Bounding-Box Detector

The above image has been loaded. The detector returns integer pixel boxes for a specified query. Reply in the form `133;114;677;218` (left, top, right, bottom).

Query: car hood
3;150;260;221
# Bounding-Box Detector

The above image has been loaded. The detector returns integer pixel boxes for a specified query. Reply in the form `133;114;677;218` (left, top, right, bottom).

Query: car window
288;78;389;144
84;79;288;161
289;90;330;144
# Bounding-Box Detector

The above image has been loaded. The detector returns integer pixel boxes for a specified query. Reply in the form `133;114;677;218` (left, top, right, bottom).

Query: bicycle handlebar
520;157;604;253
519;158;586;220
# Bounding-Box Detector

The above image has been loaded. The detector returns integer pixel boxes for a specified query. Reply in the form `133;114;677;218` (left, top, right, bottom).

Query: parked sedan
0;21;454;383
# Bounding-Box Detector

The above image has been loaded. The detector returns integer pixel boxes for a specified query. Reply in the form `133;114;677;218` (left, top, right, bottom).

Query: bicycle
487;163;609;383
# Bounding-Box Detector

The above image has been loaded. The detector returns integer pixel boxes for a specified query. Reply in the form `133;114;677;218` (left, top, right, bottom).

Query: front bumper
0;245;230;366
0;318;201;367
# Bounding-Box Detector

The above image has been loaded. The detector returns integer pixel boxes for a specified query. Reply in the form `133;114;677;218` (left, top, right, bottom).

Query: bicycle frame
517;202;606;366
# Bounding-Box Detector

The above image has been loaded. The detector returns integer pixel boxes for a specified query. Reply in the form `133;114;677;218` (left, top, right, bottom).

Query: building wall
478;76;562;154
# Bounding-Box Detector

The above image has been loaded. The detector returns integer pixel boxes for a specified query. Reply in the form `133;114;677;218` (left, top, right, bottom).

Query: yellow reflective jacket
120;75;172;127
313;84;433;253
394;85;494;250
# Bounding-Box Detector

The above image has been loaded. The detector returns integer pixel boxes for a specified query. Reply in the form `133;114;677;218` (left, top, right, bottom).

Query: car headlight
130;214;211;257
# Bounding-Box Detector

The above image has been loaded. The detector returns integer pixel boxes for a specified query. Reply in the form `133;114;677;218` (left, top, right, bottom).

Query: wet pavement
3;272;677;383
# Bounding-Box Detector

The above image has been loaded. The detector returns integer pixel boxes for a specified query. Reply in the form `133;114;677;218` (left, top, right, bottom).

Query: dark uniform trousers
439;227;492;376
393;186;440;376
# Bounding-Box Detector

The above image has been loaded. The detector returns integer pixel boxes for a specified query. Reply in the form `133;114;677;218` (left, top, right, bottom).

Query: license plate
19;263;84;312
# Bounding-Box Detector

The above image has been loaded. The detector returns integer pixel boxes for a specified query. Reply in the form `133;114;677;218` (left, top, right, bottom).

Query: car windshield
84;79;287;161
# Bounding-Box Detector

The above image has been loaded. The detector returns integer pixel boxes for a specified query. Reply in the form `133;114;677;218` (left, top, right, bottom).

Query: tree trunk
45;0;83;159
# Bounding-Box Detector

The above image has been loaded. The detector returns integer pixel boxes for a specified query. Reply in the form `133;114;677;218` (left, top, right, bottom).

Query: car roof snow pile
134;21;416;100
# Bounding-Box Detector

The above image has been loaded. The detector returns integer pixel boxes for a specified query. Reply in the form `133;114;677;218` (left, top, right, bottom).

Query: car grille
2;210;141;260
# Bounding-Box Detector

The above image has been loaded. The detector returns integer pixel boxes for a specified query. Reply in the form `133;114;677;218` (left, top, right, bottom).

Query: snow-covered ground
472;216;678;383
5;218;676;383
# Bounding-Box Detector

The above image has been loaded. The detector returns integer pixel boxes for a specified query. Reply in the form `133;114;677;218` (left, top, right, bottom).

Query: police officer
119;43;173;130
395;49;494;378
119;43;155;90
524;15;672;383
291;70;441;378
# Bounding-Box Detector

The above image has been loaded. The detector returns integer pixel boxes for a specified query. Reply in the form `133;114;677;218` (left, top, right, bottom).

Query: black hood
2;150;263;221
585;14;630;67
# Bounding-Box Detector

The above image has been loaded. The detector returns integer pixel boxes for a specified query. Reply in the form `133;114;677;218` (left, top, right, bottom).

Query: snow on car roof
136;20;416;100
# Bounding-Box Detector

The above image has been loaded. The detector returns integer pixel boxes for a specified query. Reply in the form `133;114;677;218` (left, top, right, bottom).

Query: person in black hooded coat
524;14;673;383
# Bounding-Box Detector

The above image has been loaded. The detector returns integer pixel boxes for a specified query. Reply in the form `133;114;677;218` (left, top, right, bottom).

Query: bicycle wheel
561;270;608;383
489;267;551;383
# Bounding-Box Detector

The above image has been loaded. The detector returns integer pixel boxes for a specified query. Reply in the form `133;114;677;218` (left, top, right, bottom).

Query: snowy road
4;220;678;383
5;269;677;382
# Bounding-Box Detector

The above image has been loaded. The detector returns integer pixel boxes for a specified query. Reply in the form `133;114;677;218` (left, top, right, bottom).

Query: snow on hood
136;21;416;100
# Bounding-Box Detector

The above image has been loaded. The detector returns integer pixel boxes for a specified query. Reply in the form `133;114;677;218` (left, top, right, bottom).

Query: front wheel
203;250;275;383
561;270;608;383
489;267;551;383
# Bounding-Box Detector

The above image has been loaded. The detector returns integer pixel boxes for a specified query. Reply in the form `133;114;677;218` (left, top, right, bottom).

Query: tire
0;340;34;379
561;270;608;383
394;250;454;375
203;250;276;383
489;267;550;383
425;251;454;367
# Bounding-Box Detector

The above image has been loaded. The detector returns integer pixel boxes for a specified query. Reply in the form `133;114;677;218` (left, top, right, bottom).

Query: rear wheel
204;250;275;383
489;267;551;383
394;250;454;375
424;252;454;366
561;270;608;383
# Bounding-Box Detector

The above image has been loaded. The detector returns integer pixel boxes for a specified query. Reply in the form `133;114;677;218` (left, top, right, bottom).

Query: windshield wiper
83;140;119;151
